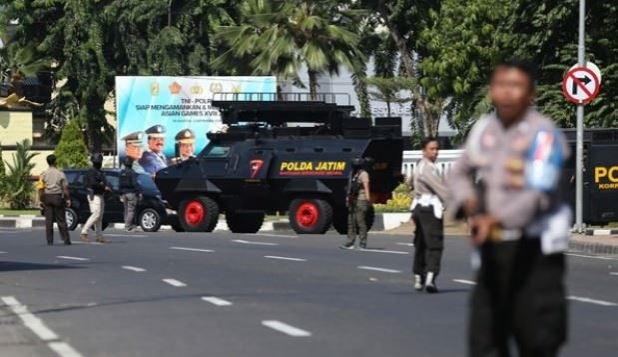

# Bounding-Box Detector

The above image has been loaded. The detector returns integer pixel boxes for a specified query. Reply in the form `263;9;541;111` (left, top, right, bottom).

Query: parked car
64;169;174;232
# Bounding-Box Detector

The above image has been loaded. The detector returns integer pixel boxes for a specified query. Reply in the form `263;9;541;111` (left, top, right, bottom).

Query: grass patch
0;209;40;216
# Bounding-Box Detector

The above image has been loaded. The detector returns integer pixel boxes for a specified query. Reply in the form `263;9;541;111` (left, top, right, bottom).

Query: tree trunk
308;69;318;101
387;101;391;117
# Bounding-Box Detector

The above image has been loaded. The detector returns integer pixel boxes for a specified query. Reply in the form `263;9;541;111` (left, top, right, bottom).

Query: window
137;174;160;195
205;145;230;158
105;174;120;191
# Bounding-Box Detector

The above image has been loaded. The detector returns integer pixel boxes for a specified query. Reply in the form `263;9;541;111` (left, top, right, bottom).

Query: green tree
2;140;38;209
54;119;90;169
213;0;365;99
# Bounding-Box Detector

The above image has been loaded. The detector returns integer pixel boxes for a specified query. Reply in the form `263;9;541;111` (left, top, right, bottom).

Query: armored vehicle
155;94;403;234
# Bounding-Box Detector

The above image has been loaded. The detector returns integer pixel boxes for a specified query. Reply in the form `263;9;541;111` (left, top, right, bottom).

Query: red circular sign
562;66;600;105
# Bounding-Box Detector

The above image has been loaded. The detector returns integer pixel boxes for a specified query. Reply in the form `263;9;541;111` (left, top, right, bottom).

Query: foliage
364;76;415;117
1;140;38;209
54;120;90;169
374;183;412;213
213;0;365;99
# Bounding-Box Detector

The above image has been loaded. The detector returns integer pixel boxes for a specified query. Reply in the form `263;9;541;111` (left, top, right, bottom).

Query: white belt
410;194;444;219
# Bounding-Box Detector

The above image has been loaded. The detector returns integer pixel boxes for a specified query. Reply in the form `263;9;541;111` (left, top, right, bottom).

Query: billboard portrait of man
139;125;168;176
171;128;196;164
121;131;146;173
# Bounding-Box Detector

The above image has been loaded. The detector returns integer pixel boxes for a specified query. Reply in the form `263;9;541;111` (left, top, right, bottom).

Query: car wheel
179;196;219;232
65;208;79;231
288;198;333;234
226;212;265;233
139;208;162;232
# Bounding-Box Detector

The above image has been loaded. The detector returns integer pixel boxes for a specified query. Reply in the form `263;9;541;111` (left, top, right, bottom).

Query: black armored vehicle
155;94;403;234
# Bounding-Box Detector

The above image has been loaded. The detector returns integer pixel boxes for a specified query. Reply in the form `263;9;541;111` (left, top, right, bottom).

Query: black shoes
360;243;367;249
64;240;72;245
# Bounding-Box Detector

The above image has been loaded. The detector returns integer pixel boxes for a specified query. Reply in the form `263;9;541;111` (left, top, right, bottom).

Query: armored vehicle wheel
179;196;219;232
171;223;185;232
332;204;375;235
226;212;265;233
288;198;333;234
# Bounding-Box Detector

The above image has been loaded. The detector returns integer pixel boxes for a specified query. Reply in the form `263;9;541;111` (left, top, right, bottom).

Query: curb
585;228;618;236
568;240;618;256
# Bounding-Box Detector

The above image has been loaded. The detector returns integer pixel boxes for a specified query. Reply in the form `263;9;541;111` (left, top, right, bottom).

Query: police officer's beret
145;125;166;138
175;128;195;144
121;131;143;144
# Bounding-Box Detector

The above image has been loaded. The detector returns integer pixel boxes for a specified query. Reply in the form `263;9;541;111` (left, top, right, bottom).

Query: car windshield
137;174;160;195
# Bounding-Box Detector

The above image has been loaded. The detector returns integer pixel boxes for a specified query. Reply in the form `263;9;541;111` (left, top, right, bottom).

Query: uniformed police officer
448;60;570;357
121;131;146;174
171;128;196;164
410;137;448;293
139;125;168;175
36;154;72;245
341;158;371;249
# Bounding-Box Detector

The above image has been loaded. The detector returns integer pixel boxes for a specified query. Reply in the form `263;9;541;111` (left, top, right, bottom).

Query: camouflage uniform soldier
341;158;371;249
448;60;570;357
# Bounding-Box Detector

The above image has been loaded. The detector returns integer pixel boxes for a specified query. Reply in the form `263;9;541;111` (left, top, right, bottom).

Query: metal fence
402;150;463;178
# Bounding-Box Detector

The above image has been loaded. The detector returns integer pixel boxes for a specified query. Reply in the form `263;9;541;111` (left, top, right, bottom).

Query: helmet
351;158;364;168
91;153;104;164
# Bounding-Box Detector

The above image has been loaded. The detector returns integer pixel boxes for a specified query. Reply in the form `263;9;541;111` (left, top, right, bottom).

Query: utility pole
574;0;586;232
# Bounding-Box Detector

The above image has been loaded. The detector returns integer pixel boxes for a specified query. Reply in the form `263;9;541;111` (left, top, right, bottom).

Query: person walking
80;153;111;243
410;137;448;293
341;158;371;249
448;60;570;357
36;154;72;245
120;156;141;232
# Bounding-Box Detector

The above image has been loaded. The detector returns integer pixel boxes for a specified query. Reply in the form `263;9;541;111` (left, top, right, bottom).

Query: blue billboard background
115;76;277;170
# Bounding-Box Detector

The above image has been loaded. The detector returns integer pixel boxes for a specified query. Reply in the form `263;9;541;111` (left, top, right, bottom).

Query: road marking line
610;272;618;276
1;296;59;341
122;266;146;272
170;246;214;253
232;239;278;246
105;234;148;238
566;253;618;261
56;256;89;261
0;251;7;254
567;296;618;307
357;266;402;274
396;242;415;247
264;255;307;262
359;248;409;255
48;342;85;357
201;296;233;306
453;279;477;286
254;233;298;239
162;279;187;287
262;320;312;337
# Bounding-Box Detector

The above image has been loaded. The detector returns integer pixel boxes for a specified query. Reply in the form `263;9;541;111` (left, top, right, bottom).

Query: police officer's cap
121;131;143;145
175;128;195;144
145;125;166;138
351;158;365;168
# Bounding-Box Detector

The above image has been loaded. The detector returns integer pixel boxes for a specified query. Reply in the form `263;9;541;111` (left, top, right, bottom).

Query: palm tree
213;0;365;99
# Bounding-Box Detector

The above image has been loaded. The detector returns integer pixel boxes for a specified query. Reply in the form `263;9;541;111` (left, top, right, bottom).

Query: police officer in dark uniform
139;125;168;175
36;154;72;245
449;60;570;357
171;128;196;164
341;157;371;249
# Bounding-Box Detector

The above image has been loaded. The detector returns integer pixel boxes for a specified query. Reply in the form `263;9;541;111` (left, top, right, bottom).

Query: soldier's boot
414;275;424;291
96;237;109;244
80;233;90;243
425;272;438;293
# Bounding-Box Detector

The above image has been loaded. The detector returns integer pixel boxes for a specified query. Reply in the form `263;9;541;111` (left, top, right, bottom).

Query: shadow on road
0;261;81;272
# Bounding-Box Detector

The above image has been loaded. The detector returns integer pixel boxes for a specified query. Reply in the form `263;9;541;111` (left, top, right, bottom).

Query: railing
401;149;463;178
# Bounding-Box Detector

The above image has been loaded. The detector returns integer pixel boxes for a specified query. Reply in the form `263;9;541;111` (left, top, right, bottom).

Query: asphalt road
0;228;617;357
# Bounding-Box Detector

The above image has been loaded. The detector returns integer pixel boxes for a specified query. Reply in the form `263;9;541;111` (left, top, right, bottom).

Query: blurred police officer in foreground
171;128;196;164
120;156;141;232
37;154;72;245
121;131;146;174
449;60;570;357
410;137;448;293
341;158;371;249
80;153;111;243
139;125;168;176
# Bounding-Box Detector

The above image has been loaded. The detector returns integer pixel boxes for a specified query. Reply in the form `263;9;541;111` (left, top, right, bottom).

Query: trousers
346;199;369;245
43;194;70;244
412;206;444;275
81;194;105;237
122;193;138;229
469;240;567;357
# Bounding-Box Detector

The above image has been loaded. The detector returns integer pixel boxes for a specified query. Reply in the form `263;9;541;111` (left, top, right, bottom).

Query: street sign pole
575;0;585;232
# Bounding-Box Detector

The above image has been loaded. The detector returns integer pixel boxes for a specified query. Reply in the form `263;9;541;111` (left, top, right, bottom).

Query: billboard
115;76;277;174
